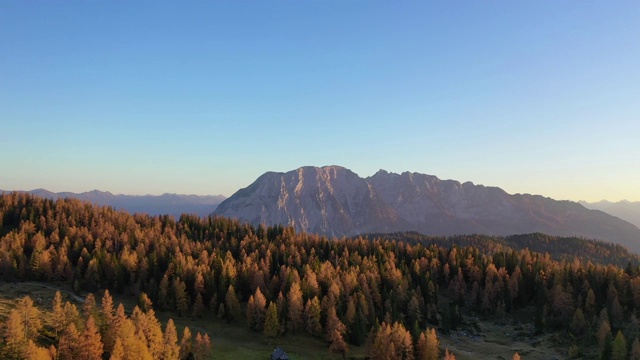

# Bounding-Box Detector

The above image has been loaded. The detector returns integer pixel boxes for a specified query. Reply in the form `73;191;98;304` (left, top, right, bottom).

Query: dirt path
19;282;86;303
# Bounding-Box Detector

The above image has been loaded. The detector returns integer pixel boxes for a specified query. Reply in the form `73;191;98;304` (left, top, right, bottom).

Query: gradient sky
1;1;639;201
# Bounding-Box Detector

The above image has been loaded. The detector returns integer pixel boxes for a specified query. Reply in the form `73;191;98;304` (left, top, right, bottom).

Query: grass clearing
0;281;573;360
0;282;366;359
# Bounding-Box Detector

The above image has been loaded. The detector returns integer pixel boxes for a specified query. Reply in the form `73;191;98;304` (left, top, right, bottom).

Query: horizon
2;2;639;202
2;164;638;204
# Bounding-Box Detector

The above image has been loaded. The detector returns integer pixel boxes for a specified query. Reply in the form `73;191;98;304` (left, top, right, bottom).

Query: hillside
214;166;640;252
581;200;640;229
0;189;226;218
0;192;638;359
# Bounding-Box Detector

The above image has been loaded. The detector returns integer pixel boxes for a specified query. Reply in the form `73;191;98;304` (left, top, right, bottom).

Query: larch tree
158;275;170;311
83;293;99;322
173;278;190;317
570;308;587;338
4;309;26;358
82;316;104;360
304;296;323;337
52;291;66;337
110;338;125;360
116;318;153;360
63;301;82;333
225;285;241;322
287;282;304;332
512;353;520;360
370;322;394;360
106;304;127;354
444;349;456;360
597;318;612;353
101;289;116;349
58;323;82;360
329;323;349;359
247;287;267;331
611;330;627;360
138;292;154;313
163;319;180;360
135;309;164;359
192;293;206;318
416;328;439;360
193;332;213;360
246;295;256;329
390;322;413;360
179;326;193;360
264;302;280;338
17;296;42;341
25;340;51;360
630;337;640;360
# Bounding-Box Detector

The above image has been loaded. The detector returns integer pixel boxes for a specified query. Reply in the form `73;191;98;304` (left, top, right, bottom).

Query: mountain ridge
0;189;226;218
214;165;640;252
580;200;640;229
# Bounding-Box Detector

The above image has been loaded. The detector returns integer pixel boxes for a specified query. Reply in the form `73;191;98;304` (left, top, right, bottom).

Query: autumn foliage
3;192;640;358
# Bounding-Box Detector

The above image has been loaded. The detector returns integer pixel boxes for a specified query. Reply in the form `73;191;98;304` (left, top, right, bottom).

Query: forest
1;192;640;359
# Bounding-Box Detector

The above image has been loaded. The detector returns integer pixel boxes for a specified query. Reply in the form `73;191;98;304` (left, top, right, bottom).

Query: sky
1;1;639;202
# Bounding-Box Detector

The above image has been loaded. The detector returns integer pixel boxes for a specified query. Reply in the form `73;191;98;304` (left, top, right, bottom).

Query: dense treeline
2;291;211;360
2;192;640;359
365;232;640;268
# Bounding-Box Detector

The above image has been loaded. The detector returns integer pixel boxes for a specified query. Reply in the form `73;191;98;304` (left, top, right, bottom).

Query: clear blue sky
1;1;639;201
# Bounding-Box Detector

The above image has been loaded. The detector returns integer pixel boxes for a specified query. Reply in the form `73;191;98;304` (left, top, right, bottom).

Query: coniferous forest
2;192;640;359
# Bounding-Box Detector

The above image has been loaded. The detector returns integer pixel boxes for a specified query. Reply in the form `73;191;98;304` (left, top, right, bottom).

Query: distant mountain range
0;189;226;218
214;166;640;252
580;200;640;229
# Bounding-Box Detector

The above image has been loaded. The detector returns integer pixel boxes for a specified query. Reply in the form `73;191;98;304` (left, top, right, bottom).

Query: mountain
580;200;640;228
213;166;401;237
214;166;640;252
0;189;226;218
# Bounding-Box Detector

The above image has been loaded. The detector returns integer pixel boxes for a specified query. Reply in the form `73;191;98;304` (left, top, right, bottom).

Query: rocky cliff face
214;166;640;252
214;166;400;237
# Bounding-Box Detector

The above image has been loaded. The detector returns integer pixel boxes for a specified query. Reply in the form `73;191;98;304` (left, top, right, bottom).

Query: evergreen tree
179;326;192;360
630;337;640;360
287;282;304;332
416;328;439;360
192;293;205;318
444;349;456;360
17;296;42;341
173;278;190;317
193;332;213;360
264;302;280;338
570;308;587;338
611;330;627;360
304;296;323;337
101;289;116;351
138;292;154;313
82;316;104;360
25;340;51;360
52;291;66;337
370;322;393;360
4;309;26;358
58;323;82;360
163;319;180;360
224;285;241;322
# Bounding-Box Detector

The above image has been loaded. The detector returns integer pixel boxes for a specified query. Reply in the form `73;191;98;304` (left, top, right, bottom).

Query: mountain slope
0;189;226;218
214;166;640;252
580;200;640;229
213;166;401;237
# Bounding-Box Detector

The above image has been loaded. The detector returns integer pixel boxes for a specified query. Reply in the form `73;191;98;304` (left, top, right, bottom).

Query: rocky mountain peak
214;166;640;252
